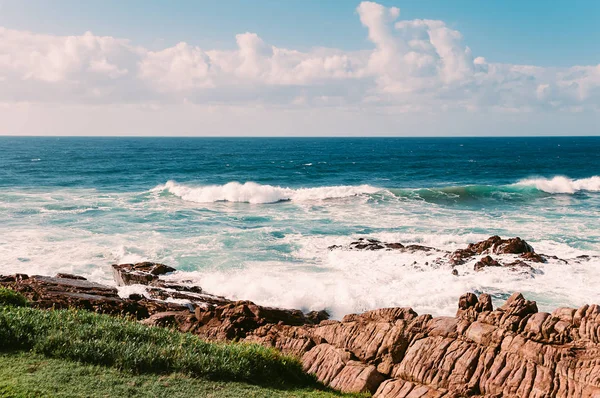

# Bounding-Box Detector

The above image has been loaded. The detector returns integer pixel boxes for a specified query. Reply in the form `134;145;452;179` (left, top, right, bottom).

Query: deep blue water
1;136;599;190
0;137;599;317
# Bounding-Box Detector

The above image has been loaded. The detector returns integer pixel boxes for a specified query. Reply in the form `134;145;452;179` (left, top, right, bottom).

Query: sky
0;0;598;136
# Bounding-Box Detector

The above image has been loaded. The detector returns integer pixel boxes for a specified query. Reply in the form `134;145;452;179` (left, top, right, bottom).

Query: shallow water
1;137;599;318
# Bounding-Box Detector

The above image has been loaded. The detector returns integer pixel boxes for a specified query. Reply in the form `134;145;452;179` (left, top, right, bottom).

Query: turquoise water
1;137;599;316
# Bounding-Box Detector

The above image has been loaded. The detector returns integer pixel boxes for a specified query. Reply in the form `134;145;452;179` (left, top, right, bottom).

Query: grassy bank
0;287;354;397
0;352;347;398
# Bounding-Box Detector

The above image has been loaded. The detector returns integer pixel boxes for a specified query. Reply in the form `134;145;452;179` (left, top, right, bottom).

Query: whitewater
1;137;599;318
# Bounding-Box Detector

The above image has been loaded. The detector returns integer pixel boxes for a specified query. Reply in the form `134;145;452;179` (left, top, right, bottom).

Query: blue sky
0;0;598;136
2;0;598;67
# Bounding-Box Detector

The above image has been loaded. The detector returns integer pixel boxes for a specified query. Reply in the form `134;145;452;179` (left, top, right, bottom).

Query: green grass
0;287;28;308
0;351;350;397
0;287;361;396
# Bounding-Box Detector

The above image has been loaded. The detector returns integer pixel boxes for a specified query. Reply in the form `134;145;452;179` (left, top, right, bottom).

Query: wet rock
111;262;176;286
331;238;440;254
55;273;87;280
493;237;534;255
306;309;330;324
0;274;183;319
450;236;535;265
0;274;29;283
473;255;501;271
520;252;546;263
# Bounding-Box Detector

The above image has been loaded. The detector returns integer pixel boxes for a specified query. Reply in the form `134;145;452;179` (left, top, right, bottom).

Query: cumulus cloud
0;1;598;114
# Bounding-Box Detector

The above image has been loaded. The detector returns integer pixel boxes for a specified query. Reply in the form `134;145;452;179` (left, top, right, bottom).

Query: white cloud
0;2;598;135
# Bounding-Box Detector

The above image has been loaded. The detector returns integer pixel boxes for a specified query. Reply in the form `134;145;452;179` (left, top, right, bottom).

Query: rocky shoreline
2;236;600;397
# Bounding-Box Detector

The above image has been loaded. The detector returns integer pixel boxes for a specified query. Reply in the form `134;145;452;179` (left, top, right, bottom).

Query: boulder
111;262;176;286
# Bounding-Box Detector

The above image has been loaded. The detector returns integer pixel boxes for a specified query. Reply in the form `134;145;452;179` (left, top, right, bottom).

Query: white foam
167;241;600;319
153;181;381;204
515;176;600;194
2;184;599;320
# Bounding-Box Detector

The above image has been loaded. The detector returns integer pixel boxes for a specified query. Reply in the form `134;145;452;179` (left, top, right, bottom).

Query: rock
331;238;440;254
473;255;501;271
55;273;87;280
520;252;546;263
302;344;385;394
0;274;185;318
0;274;29;283
245;324;318;357
458;293;478;310
449;248;474;265
111;262;176;286
192;300;318;341
141;310;197;332
450;236;536;265
493;237;534;255
306;310;330;324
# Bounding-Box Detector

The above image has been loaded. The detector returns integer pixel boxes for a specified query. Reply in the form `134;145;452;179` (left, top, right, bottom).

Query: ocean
1;136;599;318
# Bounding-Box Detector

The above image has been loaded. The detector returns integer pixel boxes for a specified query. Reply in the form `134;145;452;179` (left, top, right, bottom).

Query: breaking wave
153;181;381;204
514;176;600;194
154;176;600;205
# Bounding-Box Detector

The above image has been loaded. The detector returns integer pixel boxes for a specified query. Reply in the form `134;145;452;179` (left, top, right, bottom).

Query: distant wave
154;176;600;205
153;181;381;204
514;176;600;194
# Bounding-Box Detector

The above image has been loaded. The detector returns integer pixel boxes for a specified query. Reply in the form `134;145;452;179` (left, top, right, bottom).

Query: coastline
3;235;600;396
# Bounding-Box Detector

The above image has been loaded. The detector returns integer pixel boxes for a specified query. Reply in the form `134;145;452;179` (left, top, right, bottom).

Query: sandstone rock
192;300;317;341
244;324;318;357
302;344;385;393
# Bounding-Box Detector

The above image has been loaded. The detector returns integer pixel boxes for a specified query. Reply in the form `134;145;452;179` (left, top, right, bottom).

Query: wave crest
153;181;381;204
515;176;600;194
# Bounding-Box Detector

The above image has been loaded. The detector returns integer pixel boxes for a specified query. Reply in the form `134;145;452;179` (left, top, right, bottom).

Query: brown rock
520;252;546;263
473;255;501;271
0;274;183;319
449;236;536;266
111;262;176;286
55;273;87;280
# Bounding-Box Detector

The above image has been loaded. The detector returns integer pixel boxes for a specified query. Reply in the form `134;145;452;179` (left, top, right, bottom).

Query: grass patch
0;287;29;308
0;304;313;389
0;351;352;397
